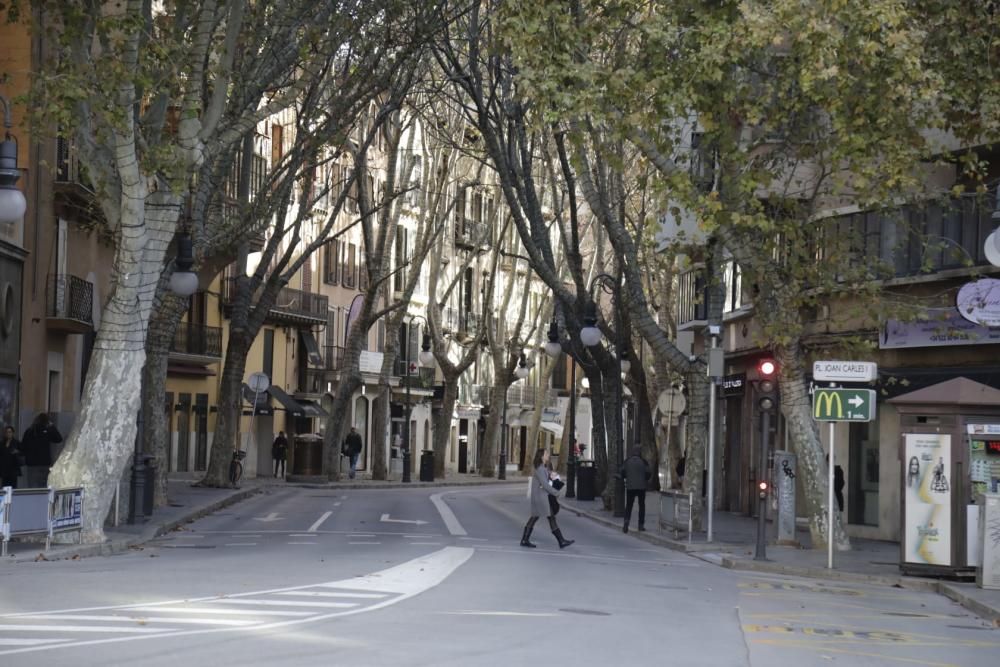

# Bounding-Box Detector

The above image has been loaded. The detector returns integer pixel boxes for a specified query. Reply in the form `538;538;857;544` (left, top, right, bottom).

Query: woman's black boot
520;518;537;548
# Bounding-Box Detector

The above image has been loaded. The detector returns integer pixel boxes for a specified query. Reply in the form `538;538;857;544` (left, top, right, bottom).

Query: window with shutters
324;239;340;285
393;225;408;292
344;243;357;288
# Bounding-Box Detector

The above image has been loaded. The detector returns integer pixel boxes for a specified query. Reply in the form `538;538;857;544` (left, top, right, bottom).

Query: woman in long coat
521;448;574;549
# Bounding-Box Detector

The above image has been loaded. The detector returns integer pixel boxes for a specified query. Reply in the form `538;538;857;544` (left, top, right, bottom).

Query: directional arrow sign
380;513;428;526
813;388;876;422
253;512;283;522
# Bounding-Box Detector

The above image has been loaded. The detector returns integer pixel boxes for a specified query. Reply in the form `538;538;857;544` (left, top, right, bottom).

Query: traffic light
755;358;778;412
758;479;768;499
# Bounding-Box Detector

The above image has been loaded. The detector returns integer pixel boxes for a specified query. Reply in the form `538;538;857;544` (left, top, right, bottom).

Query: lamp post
0;95;27;224
128;230;201;523
402;316;434;483
580;272;627;518
498;350;529;480
545;317;577;497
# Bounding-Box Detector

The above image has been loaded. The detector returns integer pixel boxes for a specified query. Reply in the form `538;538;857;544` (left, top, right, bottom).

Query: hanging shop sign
903;433;952;567
881;308;1000;349
956;278;1000;327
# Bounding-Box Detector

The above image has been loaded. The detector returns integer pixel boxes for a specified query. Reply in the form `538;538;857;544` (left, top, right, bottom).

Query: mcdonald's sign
812;388;875;422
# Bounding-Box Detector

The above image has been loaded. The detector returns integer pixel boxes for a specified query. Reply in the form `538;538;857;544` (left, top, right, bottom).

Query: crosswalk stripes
0;585;400;652
0;546;474;658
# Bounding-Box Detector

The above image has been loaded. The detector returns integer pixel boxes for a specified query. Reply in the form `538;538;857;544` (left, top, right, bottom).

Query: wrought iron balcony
454;219;490;249
170;323;222;360
222;278;328;325
46;274;94;333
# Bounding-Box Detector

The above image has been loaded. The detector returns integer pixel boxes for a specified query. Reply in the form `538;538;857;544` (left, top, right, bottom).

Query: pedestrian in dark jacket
521;448;574;549
272;431;288;478
343;427;363;479
22;413;62;488
621;447;651;533
0;426;21;488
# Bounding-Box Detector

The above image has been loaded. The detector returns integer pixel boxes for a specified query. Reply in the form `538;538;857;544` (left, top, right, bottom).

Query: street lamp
129;229;204;522
0;95;27;224
499;350;528;480
402;315;433;483
581;272;627;517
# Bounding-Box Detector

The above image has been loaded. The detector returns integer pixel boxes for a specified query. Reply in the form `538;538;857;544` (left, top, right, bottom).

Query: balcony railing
455;219;490;248
323;345;345;371
222;278;328;324
46;274;94;333
441;307;481;336
171;323;222;359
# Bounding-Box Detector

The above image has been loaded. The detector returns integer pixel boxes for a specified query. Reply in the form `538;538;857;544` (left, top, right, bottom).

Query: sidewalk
560;492;1000;625
3;471;520;564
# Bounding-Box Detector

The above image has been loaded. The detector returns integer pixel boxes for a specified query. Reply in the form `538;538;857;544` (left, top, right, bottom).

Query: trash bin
419;450;435;482
292;435;323;475
576;461;596;501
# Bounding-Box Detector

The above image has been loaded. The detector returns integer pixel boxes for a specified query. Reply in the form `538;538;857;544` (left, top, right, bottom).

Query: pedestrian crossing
0;546;474;658
0;583;397;655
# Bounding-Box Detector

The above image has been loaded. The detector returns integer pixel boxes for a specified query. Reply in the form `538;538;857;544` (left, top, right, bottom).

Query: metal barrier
659;489;693;542
0;486;85;556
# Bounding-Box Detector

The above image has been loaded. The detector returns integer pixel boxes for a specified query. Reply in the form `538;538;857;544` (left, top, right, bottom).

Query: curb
561;501;1000;624
5;485;264;564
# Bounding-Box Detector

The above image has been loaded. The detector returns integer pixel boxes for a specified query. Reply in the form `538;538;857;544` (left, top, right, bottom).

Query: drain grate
883;612;929;618
650;584;688;591
162;545;216;549
947;625;992;631
559;608;611;616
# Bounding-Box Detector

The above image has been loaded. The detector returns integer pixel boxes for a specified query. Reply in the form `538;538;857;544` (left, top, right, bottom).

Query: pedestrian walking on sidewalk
1;426;22;488
621;447;651;534
343;427;363;480
272;431;288;478
521;448;574;549
21;413;62;488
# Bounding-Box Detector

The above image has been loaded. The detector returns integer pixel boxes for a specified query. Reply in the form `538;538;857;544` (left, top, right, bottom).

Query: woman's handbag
551;478;565;491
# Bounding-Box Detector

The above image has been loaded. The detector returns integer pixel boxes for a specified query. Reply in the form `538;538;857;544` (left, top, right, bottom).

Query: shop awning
268;385;308;417
300;330;324;367
242;383;273;415
297;399;329;418
538;421;563;438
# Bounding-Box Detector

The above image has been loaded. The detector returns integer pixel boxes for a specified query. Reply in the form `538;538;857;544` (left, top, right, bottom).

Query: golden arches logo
814;391;843;418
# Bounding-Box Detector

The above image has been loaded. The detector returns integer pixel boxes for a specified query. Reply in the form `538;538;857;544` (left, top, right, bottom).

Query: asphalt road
1;485;998;666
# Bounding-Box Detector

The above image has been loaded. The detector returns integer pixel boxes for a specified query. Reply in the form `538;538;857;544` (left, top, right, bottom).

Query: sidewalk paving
559;491;1000;625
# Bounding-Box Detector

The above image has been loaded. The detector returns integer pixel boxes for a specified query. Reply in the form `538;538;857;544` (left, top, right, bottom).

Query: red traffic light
758;481;768;491
758;359;777;376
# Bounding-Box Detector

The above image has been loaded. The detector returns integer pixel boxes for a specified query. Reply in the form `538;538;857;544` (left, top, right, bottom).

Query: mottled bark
682;372;710;530
432;381;459;478
200;333;251;487
776;342;851;551
480;383;505;477
369;388;390;480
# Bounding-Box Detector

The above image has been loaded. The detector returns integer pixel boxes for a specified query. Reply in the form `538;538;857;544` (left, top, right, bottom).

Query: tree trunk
633;371;659;491
200;335;251;487
682;371;710;530
776;343;851;551
480;384;504;477
432;380;459;478
143;291;187;506
369;386;390;480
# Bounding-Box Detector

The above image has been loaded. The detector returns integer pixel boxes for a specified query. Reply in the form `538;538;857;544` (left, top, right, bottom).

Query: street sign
247;371;270;393
813;388;876;422
812;360;878;383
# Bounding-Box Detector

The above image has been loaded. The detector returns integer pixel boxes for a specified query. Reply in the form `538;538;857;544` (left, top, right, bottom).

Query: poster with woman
904;434;952;566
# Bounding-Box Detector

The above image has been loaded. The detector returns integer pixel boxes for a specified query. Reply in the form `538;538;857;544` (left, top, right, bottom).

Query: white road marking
348;541;380;545
289;534;317;538
429;491;467;536
307;511;333;533
127;607;311;617
172;534;204;539
0;625;171;634
224;543;257;547
380;513;428;525
0;547;474;657
458;537;488;542
409;542;442;546
252;513;282;523
349;534;376;538
287;542;317;545
209;599;358;609
21;615;254;627
0;638;69;646
276;592;387;599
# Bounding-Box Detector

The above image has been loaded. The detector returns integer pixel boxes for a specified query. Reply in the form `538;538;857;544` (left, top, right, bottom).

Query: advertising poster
904;434;952;566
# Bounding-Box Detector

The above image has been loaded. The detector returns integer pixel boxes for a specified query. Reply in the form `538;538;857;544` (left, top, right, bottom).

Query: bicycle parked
229;449;247;487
